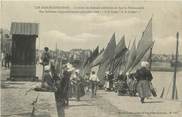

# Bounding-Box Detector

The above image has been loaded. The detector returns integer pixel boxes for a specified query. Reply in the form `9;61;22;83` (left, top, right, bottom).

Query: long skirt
104;81;110;89
104;81;113;89
136;80;151;98
117;81;128;96
127;79;137;91
127;79;137;96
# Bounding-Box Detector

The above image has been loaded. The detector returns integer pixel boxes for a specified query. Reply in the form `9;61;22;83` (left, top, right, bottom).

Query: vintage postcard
1;0;182;117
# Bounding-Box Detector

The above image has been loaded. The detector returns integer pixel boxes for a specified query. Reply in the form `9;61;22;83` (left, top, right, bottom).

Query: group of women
104;61;157;103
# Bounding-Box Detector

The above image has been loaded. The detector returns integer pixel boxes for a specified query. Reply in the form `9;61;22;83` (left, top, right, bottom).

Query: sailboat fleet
80;17;180;100
82;17;154;82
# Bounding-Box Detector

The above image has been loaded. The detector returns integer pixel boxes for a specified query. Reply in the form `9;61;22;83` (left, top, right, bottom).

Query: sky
1;0;182;54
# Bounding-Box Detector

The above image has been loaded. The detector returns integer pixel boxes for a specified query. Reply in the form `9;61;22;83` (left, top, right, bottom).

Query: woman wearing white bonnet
135;61;155;103
141;61;150;68
44;65;50;71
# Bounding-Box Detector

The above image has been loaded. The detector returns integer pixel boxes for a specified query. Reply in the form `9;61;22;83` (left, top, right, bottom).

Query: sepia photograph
1;0;182;117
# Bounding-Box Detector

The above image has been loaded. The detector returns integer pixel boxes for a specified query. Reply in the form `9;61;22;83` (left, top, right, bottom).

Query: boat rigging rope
165;76;173;98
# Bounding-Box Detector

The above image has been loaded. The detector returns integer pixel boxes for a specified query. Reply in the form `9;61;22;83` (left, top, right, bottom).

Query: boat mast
149;16;153;70
149;43;154;70
172;32;179;100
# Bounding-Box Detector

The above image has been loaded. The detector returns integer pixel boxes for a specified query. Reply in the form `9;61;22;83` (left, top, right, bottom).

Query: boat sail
124;39;137;74
95;33;116;80
109;36;128;75
114;36;127;59
124;17;154;73
81;46;99;76
91;50;104;67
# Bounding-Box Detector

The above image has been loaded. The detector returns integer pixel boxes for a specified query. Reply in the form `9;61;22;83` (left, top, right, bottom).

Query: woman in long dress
127;73;137;96
135;61;153;103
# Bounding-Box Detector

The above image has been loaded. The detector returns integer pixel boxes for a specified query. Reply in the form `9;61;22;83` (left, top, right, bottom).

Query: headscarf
141;61;149;68
44;65;50;71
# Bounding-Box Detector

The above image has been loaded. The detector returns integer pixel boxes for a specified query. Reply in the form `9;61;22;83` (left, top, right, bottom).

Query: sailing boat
124;17;154;73
81;46;99;76
111;36;128;76
124;39;137;74
92;33;116;81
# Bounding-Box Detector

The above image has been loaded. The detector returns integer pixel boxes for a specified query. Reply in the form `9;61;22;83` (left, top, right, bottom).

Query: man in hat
89;71;99;97
41;47;51;87
41;47;51;66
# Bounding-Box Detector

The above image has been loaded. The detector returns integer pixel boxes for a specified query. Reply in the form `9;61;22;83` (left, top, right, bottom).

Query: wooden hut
10;22;39;80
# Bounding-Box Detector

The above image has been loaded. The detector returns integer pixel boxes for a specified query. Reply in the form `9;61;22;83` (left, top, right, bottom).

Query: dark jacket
56;70;71;99
61;70;72;93
41;51;50;65
135;67;153;81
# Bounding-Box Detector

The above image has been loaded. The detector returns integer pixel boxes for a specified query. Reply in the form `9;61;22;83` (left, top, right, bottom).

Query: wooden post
56;43;58;58
149;42;154;70
149;47;153;70
175;86;178;100
0;29;3;53
160;87;165;98
172;32;179;100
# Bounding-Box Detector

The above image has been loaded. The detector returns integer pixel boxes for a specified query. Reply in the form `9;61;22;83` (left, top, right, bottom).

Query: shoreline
151;66;182;72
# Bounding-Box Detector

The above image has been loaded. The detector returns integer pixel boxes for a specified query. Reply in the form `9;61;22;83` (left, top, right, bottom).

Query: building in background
10;22;39;80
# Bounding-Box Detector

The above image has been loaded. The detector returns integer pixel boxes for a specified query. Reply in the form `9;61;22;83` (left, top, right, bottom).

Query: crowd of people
39;47;100;107
103;61;157;103
39;47;157;109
